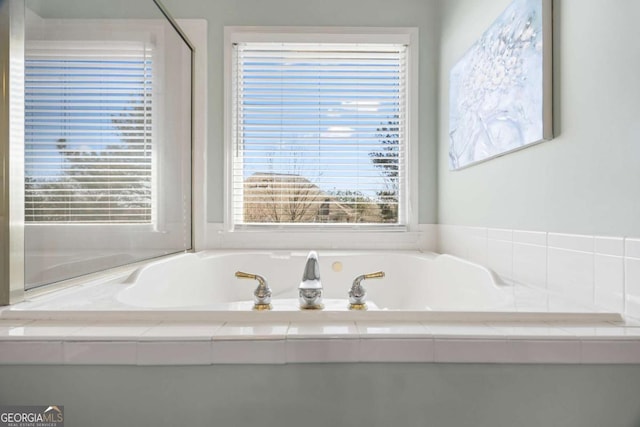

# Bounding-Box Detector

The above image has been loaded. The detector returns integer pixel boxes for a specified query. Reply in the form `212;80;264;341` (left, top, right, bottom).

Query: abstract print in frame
449;0;552;170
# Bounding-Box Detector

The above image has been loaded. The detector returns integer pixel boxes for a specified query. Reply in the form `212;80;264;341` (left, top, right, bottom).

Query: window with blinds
231;41;407;226
24;41;154;224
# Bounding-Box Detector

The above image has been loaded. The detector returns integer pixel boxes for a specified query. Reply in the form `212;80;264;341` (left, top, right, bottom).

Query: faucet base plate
299;304;324;311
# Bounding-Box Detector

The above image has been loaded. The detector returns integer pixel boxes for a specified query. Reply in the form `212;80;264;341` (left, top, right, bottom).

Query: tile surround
595;236;624;257
287;322;358;339
438;224;640;320
488;228;513;241
356;321;430;338
0;319;640;365
140;322;223;341
594;254;624;313
547;233;594;253
423;323;501;338
0;341;64;364
513;242;547;288
625;238;640;259
487;238;513;280
624;258;640;317
485;324;574;339
513;230;546;246
214;322;289;340
0;224;638;366
1;321;84;340
71;322;158;341
547;247;594;306
466;233;488;266
64;341;137;365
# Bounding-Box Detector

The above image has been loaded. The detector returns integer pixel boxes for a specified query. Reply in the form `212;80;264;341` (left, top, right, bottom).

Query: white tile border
356;321;431;338
625;238;640;259
0;319;639;365
512;242;547;288
70;322;158;341
436;224;640;322
64;341;137;365
213;322;289;340
287;322;358;339
513;230;547;246
547;233;594;253
595;236;624;257
0;341;63;364
488;228;513;242
140;322;224;341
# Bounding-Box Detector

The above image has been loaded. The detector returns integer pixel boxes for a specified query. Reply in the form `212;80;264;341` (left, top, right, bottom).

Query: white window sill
203;223;436;251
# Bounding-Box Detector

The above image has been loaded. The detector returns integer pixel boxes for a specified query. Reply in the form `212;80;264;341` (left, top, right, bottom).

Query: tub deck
1;251;635;366
0;250;623;323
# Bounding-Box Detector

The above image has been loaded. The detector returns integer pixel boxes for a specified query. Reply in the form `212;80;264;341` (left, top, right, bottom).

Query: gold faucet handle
235;271;257;280
363;271;385;280
349;271;385;311
235;271;271;311
235;271;268;288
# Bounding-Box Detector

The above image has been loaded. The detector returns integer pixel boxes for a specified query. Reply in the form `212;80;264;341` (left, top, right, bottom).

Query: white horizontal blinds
232;42;407;225
24;41;154;223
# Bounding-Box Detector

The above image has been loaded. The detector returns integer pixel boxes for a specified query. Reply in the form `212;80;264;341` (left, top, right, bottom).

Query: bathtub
116;251;512;311
1;250;621;323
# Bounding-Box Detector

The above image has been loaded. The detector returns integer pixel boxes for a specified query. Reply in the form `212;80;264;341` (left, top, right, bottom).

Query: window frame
223;26;419;240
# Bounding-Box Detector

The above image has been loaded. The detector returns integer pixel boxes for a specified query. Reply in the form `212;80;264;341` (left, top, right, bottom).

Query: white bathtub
117;251;513;311
1;250;621;323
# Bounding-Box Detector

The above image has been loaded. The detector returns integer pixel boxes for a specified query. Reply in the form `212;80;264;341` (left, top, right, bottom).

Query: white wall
438;0;640;238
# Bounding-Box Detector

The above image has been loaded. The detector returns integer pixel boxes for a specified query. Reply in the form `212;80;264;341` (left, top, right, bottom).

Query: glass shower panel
23;0;192;288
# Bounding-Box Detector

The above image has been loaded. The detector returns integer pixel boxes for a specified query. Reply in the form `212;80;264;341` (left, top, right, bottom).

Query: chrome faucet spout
301;251;321;282
298;251;323;310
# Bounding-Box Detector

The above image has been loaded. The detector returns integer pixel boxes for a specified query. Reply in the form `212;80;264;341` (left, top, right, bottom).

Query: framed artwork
449;0;553;170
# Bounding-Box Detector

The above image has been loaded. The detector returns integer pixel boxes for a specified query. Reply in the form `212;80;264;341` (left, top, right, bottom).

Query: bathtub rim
4;249;624;324
0;307;623;323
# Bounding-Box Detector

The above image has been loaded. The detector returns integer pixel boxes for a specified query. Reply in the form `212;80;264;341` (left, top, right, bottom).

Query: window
227;28;416;229
24;40;154;224
21;13;195;289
